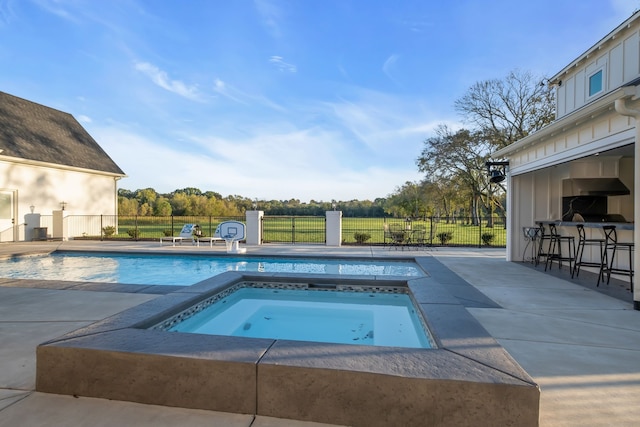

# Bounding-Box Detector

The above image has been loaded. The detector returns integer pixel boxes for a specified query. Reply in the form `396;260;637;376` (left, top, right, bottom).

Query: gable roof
0;91;125;175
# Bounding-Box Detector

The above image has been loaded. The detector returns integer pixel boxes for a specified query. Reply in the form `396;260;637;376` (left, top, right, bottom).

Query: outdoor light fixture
540;78;562;87
29;205;35;213
485;161;509;184
489;169;506;183
252;199;258;210
331;200;337;211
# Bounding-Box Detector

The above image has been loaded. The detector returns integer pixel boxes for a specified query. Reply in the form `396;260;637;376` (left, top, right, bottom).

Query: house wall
508;109;635;174
0;160;119;231
556;28;640;119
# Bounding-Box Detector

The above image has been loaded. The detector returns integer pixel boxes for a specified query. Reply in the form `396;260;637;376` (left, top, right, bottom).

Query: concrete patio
0;241;638;426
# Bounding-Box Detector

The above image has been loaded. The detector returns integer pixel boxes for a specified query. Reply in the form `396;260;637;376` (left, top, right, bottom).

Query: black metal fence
262;216;326;244
342;217;506;247
38;215;506;247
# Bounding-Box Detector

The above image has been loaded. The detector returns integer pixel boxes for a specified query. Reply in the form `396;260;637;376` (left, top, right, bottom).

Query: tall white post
634;124;640;310
245;210;263;245
52;210;69;241
325;211;342;246
613;96;640;310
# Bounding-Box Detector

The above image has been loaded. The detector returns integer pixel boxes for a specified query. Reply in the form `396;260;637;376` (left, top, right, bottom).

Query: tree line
117;187;387;217
118;69;555;221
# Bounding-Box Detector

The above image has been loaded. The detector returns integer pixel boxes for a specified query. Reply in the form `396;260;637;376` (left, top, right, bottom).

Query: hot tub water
163;286;433;348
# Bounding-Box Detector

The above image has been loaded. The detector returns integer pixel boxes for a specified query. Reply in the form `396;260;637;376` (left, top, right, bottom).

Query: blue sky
1;0;638;202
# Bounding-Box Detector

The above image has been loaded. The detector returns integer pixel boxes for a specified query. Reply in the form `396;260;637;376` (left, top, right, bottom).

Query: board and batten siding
556;27;640;119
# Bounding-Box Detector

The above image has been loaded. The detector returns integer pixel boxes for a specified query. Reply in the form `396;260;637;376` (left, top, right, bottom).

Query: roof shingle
0;91;125;175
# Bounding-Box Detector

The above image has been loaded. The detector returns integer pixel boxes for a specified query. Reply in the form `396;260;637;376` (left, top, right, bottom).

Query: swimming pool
159;285;433;348
0;252;423;286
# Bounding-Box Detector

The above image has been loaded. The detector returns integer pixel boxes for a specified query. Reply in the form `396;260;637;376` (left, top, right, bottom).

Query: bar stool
599;225;634;291
573;224;605;281
535;223;554;267
522;226;540;263
545;223;577;277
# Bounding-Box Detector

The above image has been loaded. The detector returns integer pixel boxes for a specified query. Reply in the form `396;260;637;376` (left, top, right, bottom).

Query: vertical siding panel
609;43;624;88
623;32;639;82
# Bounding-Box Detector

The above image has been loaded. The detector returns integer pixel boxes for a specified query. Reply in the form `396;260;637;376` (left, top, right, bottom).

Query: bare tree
454;69;555;150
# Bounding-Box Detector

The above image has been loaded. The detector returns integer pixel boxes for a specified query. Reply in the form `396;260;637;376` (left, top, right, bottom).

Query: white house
0;91;126;241
493;11;640;309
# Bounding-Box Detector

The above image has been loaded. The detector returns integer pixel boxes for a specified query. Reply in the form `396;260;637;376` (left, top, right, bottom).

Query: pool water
0;252;423;286
166;287;432;348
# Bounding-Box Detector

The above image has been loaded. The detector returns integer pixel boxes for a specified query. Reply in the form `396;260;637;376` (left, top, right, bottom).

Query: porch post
614;96;640;309
634;126;640;309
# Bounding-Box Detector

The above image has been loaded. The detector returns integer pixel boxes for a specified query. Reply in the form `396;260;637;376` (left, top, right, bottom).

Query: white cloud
323;95;424;151
76;114;92;123
269;55;297;73
213;77;286;111
0;0;17;26
32;0;80;23
134;61;202;101
213;78;247;104
90;121;422;202
254;0;283;38
382;54;401;85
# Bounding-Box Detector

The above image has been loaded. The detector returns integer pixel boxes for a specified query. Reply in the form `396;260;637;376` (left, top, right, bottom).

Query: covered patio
492;12;640;309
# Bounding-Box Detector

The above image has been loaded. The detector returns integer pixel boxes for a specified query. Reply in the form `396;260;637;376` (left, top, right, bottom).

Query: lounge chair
195;226;224;247
160;224;197;246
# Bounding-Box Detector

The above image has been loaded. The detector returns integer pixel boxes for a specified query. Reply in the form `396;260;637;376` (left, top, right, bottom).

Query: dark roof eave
0;154;127;177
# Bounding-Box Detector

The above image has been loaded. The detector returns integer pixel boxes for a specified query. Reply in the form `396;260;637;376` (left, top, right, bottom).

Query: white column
505;172;514;261
634;126;640;310
52;210;69;241
245;210;263;245
325;211;342;246
614;96;639;310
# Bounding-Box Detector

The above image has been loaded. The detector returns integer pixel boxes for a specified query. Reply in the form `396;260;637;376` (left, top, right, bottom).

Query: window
588;69;603;97
0;192;11;219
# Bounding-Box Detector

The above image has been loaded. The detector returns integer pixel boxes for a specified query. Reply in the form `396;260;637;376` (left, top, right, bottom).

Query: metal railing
342;216;506;247
45;215;244;240
26;215;506;247
262;216;326;244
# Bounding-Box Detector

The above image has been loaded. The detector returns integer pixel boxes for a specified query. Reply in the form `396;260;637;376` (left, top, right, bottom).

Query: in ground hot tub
36;267;540;427
154;283;434;348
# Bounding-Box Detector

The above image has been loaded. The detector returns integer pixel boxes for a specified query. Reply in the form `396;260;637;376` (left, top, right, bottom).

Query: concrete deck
0;241;638;426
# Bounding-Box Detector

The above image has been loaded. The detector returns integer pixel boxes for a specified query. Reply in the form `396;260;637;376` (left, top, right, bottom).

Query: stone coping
36;267;540;426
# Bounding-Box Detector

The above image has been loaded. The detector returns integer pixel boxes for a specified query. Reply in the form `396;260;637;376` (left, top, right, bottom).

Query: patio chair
195;226;225;247
427;221;438;247
411;225;427;249
383;223;393;247
388;223;406;250
160;224;197;246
